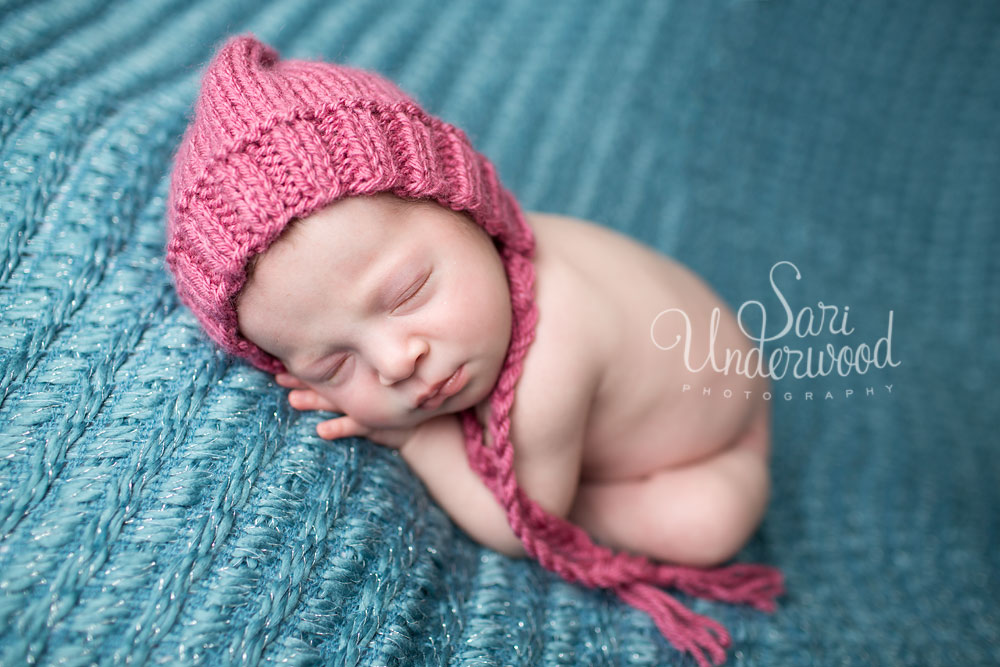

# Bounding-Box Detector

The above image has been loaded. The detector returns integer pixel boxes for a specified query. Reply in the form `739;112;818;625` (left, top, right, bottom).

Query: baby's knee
657;459;770;568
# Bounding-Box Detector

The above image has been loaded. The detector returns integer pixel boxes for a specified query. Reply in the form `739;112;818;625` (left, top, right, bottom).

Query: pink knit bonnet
166;35;781;667
166;35;532;373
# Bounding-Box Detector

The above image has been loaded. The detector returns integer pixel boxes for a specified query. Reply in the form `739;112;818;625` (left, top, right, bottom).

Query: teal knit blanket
2;1;998;664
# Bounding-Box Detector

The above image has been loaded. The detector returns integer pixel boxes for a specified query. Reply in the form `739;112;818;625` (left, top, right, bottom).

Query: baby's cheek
338;384;409;428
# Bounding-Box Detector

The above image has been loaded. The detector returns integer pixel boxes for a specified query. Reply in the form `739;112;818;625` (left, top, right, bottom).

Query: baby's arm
402;397;592;557
398;414;526;556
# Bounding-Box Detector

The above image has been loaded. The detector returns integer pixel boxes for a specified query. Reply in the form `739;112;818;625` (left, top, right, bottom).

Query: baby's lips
417;366;466;410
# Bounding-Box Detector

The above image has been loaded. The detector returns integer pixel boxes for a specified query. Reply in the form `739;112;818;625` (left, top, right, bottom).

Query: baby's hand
274;373;415;449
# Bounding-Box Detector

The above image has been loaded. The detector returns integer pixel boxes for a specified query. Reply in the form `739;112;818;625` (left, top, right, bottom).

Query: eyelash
322;356;347;382
392;272;429;312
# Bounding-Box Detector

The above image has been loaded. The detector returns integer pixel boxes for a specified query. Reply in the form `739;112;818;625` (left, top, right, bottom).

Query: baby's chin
410;393;485;425
360;406;464;432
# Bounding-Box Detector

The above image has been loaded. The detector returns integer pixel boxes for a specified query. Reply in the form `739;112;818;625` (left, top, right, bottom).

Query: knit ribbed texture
1;1;999;665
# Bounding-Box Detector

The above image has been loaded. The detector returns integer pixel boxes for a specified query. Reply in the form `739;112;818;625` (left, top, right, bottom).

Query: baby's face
236;194;512;429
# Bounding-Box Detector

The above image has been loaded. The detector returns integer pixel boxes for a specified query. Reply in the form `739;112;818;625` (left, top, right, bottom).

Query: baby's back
522;212;769;483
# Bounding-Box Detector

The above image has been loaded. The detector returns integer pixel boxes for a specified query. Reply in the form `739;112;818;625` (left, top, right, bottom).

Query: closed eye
320;355;349;383
392;271;431;313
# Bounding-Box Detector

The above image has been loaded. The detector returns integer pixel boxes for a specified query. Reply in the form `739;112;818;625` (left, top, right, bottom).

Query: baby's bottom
568;407;771;568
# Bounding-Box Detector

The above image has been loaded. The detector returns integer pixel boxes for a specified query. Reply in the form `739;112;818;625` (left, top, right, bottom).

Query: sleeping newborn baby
167;35;781;667
236;193;772;569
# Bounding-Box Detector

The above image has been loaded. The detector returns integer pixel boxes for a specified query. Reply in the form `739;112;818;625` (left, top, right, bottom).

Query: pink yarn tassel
666;562;785;612
616;581;730;667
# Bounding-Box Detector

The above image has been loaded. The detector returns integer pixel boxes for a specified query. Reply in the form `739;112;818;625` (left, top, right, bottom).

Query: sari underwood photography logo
650;260;900;401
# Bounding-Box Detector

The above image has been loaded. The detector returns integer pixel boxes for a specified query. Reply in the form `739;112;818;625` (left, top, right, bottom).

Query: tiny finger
289;389;341;413
289;389;325;411
275;373;308;389
318;416;365;440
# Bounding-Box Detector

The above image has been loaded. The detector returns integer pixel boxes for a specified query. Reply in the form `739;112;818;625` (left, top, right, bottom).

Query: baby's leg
568;406;771;568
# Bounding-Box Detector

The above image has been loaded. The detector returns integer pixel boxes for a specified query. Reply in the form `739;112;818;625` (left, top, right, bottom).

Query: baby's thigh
569;408;772;567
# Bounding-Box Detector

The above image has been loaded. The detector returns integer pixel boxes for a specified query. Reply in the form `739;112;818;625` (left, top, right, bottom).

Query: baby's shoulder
525;211;630;364
489;216;616;449
526;214;615;394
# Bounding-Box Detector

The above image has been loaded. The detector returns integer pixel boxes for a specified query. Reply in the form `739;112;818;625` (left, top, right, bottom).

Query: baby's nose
378;366;409;386
375;336;428;385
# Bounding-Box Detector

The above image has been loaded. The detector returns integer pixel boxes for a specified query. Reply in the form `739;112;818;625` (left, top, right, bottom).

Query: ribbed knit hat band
166;34;532;373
